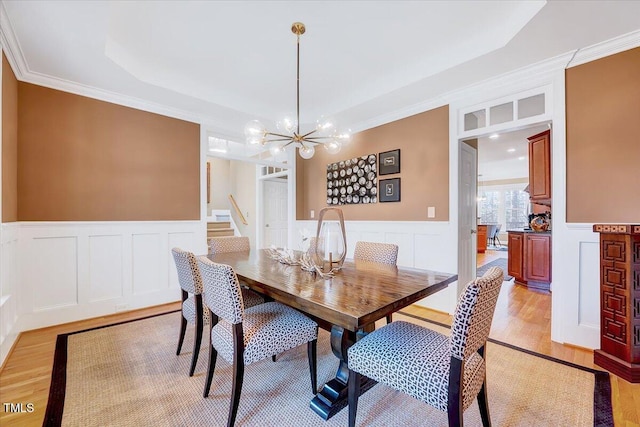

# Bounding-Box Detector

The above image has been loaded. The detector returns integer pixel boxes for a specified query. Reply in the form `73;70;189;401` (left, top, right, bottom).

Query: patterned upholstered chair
197;256;319;427
171;248;263;377
353;241;399;323
208;236;250;254
347;266;504;427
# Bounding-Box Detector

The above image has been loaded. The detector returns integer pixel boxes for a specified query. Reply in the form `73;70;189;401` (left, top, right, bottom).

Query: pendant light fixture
244;22;351;159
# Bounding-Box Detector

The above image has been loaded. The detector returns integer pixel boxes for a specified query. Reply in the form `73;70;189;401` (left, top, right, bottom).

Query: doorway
261;177;289;249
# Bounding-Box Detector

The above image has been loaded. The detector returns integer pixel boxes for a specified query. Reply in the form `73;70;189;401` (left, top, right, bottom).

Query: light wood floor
1;251;639;426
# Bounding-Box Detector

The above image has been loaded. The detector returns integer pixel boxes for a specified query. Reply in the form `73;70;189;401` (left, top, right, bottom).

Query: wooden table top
204;249;456;332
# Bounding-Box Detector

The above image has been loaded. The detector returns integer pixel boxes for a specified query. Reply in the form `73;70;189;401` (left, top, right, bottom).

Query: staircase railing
228;194;248;225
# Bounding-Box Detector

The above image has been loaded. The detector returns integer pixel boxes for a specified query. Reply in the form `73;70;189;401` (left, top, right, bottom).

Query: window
478;184;529;232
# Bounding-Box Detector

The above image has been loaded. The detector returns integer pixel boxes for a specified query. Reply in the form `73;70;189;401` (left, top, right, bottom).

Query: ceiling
477;124;549;182
2;1;640;141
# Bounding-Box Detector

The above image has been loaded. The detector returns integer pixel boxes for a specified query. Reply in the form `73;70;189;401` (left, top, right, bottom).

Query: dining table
205;249;457;420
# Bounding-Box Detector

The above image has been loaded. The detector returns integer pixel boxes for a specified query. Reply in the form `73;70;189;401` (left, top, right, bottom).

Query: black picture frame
379;178;401;202
378;149;400;175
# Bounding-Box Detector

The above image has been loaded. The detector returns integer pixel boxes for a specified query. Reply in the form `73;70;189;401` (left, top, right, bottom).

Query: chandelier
244;22;351;159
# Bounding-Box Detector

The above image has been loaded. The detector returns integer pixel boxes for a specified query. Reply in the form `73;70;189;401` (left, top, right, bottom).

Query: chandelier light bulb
299;144;315;159
336;130;352;144
316;116;337;136
269;142;286;157
247;136;263;145
277;116;298;134
324;140;342;155
244;120;265;139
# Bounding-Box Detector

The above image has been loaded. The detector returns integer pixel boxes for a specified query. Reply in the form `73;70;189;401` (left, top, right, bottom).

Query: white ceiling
2;1;640;140
477;124;549;182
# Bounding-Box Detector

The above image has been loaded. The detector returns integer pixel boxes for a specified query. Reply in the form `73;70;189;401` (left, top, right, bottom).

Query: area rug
44;311;612;427
477;257;513;281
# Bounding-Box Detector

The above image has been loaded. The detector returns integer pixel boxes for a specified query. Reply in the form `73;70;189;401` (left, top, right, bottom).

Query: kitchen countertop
507;229;551;234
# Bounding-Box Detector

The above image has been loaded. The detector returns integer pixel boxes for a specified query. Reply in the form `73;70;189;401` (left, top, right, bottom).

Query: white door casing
458;141;478;292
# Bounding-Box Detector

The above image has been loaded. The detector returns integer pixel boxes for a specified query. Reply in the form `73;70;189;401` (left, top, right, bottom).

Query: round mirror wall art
326;154;377;205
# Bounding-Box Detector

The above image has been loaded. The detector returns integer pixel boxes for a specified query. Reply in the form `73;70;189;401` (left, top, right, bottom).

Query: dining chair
208;236;250;254
353;241;399;323
491;224;502;247
171;247;264;377
347;266;504;427
197;256;319;427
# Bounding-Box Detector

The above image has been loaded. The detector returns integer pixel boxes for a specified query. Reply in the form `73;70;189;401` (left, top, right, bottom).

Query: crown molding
22;70;203;124
568;29;640;68
0;1;28;79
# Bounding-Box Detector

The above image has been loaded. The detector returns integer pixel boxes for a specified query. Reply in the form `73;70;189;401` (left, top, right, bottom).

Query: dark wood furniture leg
176;290;188;355
189;294;204;377
348;369;361;427
310;325;376;420
308;337;318;394
227;323;245;427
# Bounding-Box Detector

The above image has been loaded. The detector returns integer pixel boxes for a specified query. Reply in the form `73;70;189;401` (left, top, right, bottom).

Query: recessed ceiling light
507;148;516;153
518;156;525;160
489;134;499;139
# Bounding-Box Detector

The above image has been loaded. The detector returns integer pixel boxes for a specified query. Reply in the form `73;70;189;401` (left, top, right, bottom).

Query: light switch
427;206;436;218
310;210;315;219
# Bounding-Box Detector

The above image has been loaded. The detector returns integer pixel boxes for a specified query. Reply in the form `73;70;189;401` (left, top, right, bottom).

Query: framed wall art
326;154;377;205
378;149;400;175
379;178;401;202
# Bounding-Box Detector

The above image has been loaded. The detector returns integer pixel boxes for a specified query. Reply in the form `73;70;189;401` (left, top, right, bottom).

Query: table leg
309;325;377;420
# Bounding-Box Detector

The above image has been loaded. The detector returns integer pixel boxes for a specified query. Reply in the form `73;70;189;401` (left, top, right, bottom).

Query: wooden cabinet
528;130;551;201
477;225;487;253
592;224;640;383
507;232;525;283
525;233;552;285
508;231;552;291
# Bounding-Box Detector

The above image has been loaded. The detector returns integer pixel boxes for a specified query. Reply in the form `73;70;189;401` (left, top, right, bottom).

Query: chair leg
227;346;245;427
203;340;218;398
348;369;361;427
447;356;463;427
307;339;318;394
272;355;277;362
176;315;187;355
189;317;203;376
478;379;491;427
386;314;393;324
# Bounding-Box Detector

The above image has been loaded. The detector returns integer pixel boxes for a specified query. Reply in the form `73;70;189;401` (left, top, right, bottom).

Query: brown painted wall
566;47;640;223
297;105;449;221
18;83;200;221
2;54;18;222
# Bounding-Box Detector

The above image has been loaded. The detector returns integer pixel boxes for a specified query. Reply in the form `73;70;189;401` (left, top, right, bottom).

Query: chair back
450;266;503;361
171;247;203;294
208;236;250;254
197;256;244;324
492;224;502;239
353;241;399;265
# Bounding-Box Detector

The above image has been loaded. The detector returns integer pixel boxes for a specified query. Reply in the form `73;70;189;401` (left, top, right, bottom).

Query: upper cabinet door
528;130;551;200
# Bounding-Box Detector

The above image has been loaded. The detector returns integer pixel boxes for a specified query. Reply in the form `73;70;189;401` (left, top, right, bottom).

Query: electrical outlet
310;210;315;219
427;206;436;218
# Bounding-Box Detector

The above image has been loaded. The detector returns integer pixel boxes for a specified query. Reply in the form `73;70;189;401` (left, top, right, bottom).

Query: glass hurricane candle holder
312;207;347;274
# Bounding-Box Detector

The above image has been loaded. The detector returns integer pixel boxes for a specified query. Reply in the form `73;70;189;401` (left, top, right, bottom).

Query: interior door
458;141;478;292
262;179;288;248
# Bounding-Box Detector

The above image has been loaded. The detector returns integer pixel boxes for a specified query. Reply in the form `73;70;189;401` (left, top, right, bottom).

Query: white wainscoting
553;223;601;349
1;223;20;364
16;221;207;333
295;220;459;314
